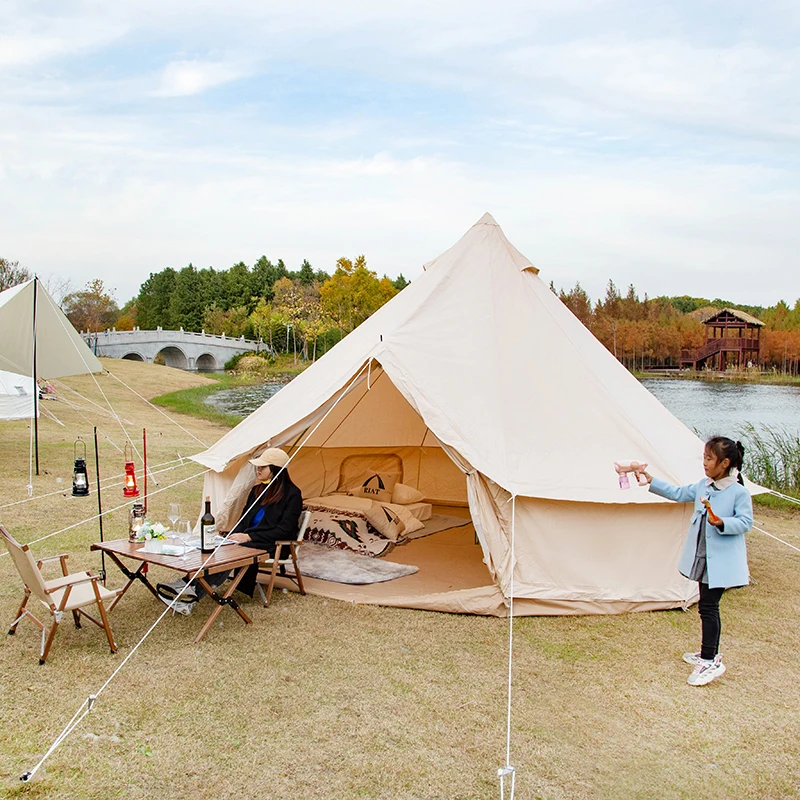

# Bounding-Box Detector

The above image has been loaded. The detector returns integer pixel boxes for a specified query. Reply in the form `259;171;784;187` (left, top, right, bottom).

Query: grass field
1;359;799;799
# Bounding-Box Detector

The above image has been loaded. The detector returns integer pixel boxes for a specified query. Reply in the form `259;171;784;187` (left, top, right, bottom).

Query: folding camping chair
1;525;121;664
255;510;311;607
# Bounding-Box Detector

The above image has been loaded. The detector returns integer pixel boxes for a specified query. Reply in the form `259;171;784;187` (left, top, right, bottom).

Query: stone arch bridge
81;328;265;372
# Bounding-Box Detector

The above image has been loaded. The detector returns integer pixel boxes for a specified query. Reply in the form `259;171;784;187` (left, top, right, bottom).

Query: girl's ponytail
735;440;745;485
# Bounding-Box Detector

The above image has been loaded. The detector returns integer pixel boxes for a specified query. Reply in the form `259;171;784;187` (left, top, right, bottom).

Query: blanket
303;494;425;557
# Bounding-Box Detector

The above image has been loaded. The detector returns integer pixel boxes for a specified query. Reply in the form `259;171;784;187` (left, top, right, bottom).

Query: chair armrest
38;554;70;576
45;572;99;594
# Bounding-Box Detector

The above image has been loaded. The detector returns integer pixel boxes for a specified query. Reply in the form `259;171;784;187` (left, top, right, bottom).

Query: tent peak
475;212;499;226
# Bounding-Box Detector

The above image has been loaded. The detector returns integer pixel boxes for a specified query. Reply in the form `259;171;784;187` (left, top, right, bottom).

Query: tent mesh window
336;453;404;493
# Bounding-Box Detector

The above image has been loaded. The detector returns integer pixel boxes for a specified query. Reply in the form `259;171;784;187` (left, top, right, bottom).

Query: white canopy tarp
0;279;102;379
0;370;36;420
191;214;752;615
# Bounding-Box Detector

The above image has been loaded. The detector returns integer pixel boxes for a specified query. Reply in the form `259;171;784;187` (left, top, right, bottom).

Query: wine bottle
200;496;216;553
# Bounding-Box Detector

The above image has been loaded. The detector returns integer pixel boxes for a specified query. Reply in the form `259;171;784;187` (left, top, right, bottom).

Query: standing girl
641;437;753;686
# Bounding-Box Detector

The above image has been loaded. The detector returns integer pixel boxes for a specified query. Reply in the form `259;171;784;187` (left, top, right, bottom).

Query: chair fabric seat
44;573;121;612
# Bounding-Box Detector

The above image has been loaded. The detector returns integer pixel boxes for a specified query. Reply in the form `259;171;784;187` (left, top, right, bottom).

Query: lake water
641;379;800;439
207;378;800;438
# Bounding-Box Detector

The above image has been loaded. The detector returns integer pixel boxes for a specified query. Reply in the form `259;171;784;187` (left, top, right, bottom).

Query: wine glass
177;520;193;560
168;503;181;531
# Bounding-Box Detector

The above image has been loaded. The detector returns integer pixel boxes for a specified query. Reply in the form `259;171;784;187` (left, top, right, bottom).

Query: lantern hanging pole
33;276;40;477
94;427;106;583
142;428;147;515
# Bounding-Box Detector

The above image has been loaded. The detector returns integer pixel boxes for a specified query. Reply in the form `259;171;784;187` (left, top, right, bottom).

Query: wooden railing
681;337;760;363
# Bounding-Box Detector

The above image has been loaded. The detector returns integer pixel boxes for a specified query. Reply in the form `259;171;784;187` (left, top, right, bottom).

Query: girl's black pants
698;582;725;660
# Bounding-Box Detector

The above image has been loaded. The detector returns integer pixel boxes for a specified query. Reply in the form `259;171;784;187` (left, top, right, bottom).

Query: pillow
363;502;406;542
350;470;400;503
391;483;425;505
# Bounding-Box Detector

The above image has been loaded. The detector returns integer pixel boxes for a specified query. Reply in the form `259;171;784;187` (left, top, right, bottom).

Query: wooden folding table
91;539;269;642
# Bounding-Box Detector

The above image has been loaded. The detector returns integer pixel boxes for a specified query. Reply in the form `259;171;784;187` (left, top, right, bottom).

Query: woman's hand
228;533;251;544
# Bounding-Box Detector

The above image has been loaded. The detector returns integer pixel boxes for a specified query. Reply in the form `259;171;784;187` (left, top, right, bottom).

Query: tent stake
93;426;106;583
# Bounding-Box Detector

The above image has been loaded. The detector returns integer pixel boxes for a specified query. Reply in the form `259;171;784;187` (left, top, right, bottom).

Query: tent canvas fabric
0;279;102;379
0;370;36;421
192;214;750;616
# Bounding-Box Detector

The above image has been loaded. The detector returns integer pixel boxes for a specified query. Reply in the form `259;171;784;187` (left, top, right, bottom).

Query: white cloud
157;59;251;97
0;0;798;308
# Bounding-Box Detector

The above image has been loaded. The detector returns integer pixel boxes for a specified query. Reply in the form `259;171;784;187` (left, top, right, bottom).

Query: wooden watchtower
680;308;764;370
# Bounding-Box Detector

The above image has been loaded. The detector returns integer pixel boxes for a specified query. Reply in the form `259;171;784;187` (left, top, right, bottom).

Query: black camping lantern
72;438;90;497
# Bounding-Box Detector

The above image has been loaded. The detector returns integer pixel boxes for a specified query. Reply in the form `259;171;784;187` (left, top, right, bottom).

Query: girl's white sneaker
683;651;703;665
683;651;723;665
687;656;726;686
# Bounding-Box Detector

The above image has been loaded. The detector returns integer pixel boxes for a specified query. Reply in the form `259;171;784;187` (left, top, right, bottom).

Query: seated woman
157;448;302;611
227;449;303;556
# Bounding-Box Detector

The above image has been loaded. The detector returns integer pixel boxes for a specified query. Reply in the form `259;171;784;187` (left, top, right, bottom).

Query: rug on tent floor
286;543;419;584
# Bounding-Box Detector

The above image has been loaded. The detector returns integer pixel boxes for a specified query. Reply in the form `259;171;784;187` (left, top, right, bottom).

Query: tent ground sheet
271;507;499;613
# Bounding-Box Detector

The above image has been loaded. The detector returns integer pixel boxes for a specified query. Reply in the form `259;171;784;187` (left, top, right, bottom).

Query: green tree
168;265;205;331
251;256;289;300
202;303;251;337
136;268;177;329
225;261;254;311
295;259;316;287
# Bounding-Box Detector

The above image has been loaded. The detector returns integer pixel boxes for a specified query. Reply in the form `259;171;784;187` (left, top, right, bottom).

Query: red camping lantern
123;443;139;498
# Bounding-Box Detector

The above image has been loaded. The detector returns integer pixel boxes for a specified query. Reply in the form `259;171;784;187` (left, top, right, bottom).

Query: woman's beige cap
249;448;289;468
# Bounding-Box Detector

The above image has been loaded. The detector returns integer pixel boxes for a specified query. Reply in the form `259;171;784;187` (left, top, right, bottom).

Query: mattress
402;502;433;522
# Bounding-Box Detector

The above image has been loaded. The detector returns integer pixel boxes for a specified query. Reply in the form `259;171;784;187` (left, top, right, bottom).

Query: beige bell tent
192;213;713;616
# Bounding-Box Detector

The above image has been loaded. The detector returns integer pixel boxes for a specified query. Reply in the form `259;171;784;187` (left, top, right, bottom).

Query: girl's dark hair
706;436;745;484
259;463;290;505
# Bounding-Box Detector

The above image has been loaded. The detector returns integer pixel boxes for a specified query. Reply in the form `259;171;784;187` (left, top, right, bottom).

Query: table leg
103;551;161;611
193;566;253;643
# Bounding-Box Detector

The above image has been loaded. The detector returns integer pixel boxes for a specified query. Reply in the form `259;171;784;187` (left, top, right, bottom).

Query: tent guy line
52;379;133;424
104;367;210;448
0;467;210;559
0;457;195;510
753;524;800;555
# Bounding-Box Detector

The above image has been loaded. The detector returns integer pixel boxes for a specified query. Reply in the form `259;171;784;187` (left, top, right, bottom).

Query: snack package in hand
701;497;723;526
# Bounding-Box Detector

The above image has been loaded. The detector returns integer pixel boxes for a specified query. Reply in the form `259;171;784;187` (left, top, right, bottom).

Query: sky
1;0;798;308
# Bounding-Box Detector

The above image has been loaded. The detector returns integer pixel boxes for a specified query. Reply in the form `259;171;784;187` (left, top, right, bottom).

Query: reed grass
741;423;800;495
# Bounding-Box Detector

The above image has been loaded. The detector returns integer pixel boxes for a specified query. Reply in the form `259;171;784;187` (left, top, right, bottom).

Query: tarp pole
33;276;40;476
143;428;147;514
94;426;106;583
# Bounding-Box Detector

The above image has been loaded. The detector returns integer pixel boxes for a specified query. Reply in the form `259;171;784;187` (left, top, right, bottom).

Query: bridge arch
121;351;145;362
155;346;189;370
196;353;218;372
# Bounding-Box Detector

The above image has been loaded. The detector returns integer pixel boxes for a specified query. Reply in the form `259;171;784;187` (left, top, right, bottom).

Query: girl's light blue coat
649;477;753;589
